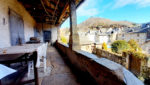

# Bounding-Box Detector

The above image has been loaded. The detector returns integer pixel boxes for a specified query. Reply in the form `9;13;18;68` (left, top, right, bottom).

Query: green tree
128;39;142;52
102;42;107;50
111;40;130;53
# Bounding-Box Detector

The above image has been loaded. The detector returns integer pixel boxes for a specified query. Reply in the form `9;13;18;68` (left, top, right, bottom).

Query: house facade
141;41;150;54
117;33;147;45
117;26;150;54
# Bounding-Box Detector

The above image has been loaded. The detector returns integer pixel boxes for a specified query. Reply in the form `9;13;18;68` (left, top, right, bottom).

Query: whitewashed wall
88;34;95;42
0;0;36;48
99;35;109;44
36;23;58;44
50;28;58;44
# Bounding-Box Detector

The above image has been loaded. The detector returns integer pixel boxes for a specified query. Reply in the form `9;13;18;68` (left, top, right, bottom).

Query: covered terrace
0;0;144;85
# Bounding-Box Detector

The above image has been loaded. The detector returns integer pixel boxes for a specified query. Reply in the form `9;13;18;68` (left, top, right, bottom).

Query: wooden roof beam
43;0;56;9
57;2;69;24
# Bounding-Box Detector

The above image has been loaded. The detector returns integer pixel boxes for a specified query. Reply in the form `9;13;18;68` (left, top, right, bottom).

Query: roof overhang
18;0;84;27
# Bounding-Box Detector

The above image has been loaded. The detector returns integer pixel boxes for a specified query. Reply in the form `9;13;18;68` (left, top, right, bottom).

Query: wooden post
0;80;1;85
69;0;80;50
33;52;39;85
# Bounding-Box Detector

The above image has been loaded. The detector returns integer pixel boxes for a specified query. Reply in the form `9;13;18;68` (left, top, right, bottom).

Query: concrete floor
41;46;80;85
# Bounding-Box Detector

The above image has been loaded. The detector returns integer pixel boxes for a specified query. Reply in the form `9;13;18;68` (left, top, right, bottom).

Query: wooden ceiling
18;0;84;27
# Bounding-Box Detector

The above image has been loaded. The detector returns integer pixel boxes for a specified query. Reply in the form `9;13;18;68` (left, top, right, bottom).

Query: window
122;34;124;37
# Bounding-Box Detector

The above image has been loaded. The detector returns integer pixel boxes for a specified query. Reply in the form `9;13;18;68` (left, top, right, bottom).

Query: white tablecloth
0;43;48;68
0;64;16;79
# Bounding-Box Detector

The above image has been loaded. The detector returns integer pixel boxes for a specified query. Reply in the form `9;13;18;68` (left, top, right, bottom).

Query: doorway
43;31;51;43
9;9;25;46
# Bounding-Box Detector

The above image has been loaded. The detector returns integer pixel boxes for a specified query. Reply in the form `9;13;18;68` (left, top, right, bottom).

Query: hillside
77;17;138;32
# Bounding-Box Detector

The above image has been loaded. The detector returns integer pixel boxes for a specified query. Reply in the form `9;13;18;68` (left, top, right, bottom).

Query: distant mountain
77;17;138;32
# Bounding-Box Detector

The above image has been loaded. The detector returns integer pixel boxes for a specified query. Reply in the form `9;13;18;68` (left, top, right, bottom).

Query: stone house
117;32;147;45
142;22;150;28
78;28;120;51
141;41;150;54
96;34;110;44
117;26;150;54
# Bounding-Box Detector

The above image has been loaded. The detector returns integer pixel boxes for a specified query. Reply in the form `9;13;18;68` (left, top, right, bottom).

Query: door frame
8;8;25;46
43;30;51;43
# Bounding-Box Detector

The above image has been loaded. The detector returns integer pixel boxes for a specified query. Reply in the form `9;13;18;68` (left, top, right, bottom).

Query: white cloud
113;0;150;8
77;0;100;17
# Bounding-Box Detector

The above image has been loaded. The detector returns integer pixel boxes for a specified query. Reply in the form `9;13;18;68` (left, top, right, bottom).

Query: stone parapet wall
94;48;150;78
55;41;144;85
94;48;127;67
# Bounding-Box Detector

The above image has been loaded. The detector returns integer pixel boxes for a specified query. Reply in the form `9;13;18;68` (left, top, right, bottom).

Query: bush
60;36;67;44
111;40;130;53
128;39;142;52
102;42;107;50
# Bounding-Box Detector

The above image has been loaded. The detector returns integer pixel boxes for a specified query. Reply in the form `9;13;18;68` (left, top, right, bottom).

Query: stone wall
129;54;150;77
0;0;36;48
81;44;95;53
141;41;150;54
55;42;144;85
94;48;150;78
94;48;127;67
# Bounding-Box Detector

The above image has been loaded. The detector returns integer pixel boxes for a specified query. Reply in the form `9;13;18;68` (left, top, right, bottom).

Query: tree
111;40;130;53
102;42;107;50
128;39;142;52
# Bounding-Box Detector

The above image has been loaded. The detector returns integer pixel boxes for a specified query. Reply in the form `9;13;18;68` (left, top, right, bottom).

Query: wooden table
0;43;45;85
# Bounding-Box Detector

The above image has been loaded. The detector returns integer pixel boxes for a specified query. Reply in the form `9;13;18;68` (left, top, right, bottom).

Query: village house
117;23;150;54
86;28;120;44
117;32;147;45
77;27;122;52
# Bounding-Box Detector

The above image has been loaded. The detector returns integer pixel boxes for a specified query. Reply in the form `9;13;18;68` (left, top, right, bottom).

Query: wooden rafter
18;0;84;26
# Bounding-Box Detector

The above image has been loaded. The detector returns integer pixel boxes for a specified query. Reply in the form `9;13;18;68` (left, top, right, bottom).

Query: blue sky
61;0;150;28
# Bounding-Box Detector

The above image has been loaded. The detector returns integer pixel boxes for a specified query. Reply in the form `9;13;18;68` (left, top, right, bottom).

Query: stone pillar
57;26;61;42
69;0;80;50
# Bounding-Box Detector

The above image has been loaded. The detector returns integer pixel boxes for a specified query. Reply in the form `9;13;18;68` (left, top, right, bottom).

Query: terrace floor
41;46;79;85
39;46;97;85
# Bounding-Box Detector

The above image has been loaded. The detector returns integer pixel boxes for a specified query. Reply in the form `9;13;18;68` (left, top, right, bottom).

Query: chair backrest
43;42;48;58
